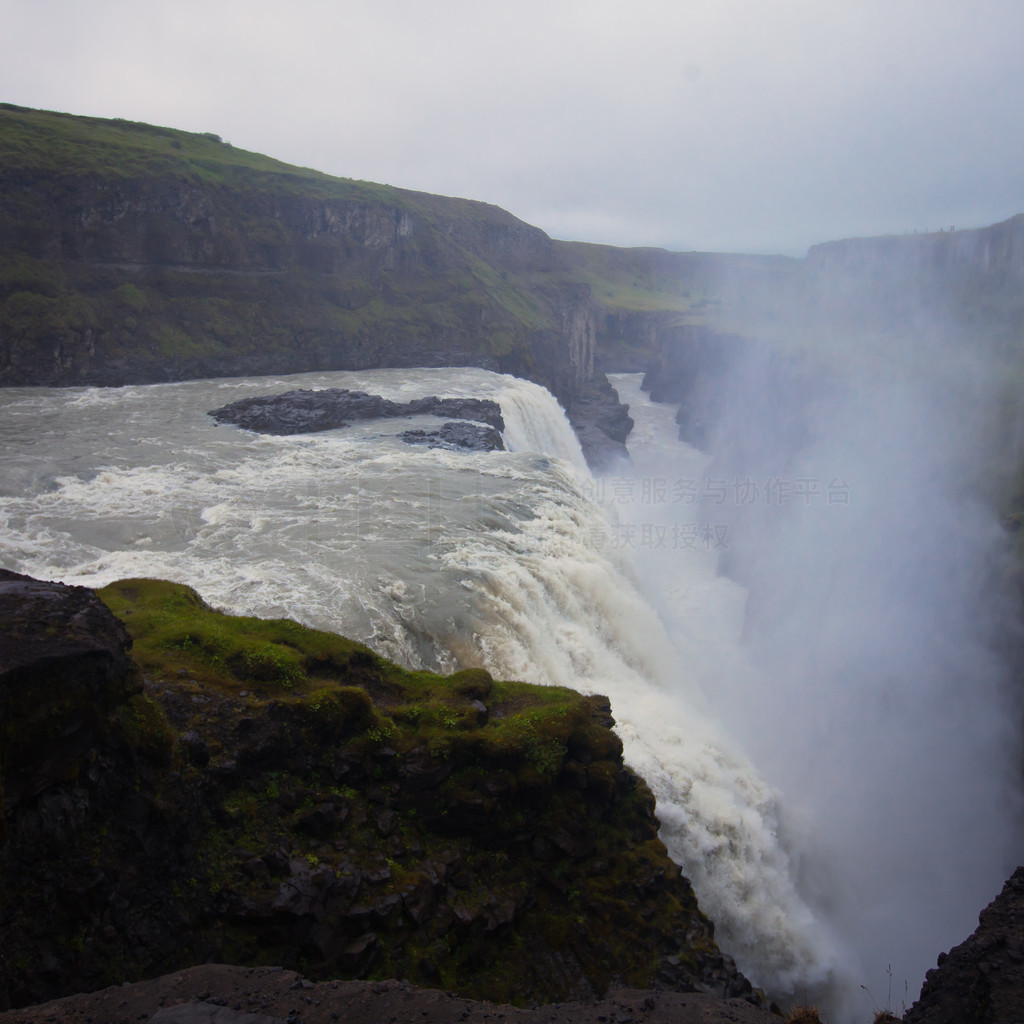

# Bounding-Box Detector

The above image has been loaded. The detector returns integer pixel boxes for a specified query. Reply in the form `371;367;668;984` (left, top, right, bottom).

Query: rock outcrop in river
208;389;504;435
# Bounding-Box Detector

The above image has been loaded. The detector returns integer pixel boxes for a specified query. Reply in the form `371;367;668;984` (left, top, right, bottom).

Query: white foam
0;367;846;1007
433;462;844;998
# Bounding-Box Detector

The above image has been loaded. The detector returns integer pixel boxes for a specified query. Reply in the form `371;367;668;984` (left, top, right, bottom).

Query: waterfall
491;375;589;472
6;365;957;1017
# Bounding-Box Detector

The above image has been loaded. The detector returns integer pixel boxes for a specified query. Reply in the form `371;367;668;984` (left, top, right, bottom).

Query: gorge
3;104;1024;1023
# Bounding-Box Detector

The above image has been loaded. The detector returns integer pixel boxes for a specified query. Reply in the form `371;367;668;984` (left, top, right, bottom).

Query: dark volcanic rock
400;421;504;452
567;419;629;471
639;327;751;451
565;377;634;471
0;965;779;1024
903;865;1024;1024
1;574;756;1012
148;1004;283;1024
0;569;137;813
209;389;505;436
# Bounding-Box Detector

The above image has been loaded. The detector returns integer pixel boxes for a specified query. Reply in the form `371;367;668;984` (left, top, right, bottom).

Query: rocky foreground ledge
0;571;753;1012
0;965;777;1024
6;569;1024;1023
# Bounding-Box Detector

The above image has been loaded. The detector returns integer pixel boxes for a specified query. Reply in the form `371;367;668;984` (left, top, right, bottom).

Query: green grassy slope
0;105;577;388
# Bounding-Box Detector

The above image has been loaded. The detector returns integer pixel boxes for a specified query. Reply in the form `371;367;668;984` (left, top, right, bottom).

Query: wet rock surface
208;389;504;436
563;377;634;471
400;421;505;452
0;569;137;812
639;327;751;451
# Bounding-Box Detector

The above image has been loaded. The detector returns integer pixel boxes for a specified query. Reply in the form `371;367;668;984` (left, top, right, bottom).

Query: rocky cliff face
562;214;1024;396
0;572;755;1012
577;216;1024;482
0;171;558;386
902;866;1024;1023
806;214;1024;280
4;166;555;278
794;215;1024;351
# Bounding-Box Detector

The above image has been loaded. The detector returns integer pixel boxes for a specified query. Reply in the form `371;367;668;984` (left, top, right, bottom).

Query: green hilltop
0;104;736;397
0;105;557;387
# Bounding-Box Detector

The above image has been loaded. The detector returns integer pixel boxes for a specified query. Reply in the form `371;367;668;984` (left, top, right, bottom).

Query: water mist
632;317;1024;1018
2;357;1021;1022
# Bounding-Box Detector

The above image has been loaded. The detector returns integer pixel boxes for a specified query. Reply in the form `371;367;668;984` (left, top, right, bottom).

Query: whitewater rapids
0;366;896;1013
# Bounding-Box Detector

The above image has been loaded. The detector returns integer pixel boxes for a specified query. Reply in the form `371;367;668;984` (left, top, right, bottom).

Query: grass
0;103;392;201
95;578;617;771
786;1008;824;1024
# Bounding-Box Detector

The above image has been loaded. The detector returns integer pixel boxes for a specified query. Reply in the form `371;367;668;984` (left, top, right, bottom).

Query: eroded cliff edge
0;570;755;1011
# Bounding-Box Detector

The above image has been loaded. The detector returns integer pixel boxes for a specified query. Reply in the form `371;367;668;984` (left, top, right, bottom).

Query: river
1;365;1020;1021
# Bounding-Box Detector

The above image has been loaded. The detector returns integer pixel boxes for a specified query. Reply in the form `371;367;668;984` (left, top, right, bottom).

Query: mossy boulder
0;575;754;1011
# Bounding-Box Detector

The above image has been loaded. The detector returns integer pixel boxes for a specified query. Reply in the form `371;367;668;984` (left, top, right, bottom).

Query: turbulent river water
0;366;1020;1021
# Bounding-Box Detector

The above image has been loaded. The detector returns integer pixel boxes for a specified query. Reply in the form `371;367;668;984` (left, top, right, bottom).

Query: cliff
0;106;627;459
902;867;1024;1023
560;217;1024;472
3;104;1021;462
0;571;755;1011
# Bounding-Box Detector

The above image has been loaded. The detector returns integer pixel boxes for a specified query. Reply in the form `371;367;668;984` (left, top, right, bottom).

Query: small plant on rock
787;1006;823;1024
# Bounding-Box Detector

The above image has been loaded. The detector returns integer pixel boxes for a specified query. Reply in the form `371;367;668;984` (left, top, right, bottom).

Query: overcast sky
3;0;1022;255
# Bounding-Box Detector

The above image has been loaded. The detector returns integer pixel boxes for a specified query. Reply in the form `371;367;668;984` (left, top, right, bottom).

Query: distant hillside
1;103;1022;405
0;105;575;387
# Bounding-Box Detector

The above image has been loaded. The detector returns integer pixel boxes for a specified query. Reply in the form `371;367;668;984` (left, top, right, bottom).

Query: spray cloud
675;243;1024;1016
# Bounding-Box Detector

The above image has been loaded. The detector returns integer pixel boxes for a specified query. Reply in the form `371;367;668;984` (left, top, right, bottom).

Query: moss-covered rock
0;575;754;1011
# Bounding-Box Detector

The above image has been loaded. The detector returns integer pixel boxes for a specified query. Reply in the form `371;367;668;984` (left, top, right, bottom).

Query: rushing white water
0;369;586;670
608;352;1024;1023
3;363;1018;1020
0;366;841;1003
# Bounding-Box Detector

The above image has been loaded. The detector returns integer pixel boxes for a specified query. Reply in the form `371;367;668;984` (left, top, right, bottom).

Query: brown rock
904;866;1024;1024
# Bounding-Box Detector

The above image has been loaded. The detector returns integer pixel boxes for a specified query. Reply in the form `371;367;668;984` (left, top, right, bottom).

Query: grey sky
3;0;1022;255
